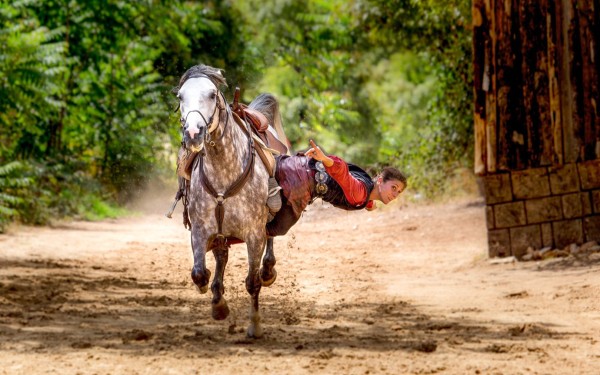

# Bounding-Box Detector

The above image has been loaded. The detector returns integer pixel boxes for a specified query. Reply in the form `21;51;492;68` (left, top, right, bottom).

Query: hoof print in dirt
122;329;153;343
71;342;92;349
413;339;437;353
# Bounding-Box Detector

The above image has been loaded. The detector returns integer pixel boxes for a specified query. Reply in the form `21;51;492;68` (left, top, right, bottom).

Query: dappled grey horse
176;65;284;338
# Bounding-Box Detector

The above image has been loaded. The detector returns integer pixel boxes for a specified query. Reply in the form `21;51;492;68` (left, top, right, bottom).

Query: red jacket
325;156;374;209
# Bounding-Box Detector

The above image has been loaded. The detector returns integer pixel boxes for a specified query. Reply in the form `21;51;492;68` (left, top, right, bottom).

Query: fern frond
0;161;22;175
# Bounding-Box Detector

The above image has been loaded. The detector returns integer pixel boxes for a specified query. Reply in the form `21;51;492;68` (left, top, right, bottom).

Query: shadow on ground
0;257;575;358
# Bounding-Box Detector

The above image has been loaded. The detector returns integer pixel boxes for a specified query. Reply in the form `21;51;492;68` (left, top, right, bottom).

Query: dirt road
1;195;600;374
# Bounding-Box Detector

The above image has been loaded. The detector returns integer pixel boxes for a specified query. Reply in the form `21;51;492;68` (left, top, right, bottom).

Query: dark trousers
266;195;303;237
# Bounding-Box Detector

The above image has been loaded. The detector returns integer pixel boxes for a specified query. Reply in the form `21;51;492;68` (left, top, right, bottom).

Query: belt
314;161;329;196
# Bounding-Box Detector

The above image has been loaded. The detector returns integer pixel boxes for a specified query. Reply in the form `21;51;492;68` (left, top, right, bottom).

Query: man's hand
305;139;334;167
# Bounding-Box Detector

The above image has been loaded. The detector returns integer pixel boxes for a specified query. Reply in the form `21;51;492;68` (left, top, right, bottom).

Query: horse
175;64;287;338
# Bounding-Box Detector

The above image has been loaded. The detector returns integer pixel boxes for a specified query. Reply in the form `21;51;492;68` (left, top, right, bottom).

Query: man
266;139;407;237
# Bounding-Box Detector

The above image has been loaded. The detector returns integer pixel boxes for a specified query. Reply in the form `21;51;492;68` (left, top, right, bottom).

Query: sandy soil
1;192;600;375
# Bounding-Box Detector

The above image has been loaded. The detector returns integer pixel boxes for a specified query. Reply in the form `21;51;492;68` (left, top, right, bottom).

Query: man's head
374;167;407;204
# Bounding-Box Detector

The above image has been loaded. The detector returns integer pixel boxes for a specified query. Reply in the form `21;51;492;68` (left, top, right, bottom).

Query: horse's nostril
187;126;200;140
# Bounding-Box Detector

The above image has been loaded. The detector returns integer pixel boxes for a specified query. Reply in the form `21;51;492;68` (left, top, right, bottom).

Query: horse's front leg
190;224;211;294
260;237;277;287
246;235;267;338
210;240;230;320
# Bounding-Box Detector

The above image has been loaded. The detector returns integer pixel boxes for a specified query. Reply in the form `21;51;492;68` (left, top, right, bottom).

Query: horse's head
176;65;227;152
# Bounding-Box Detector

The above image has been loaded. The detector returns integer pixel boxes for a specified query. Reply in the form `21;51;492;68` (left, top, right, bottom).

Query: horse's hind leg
190;224;211;294
246;235;266;338
260;237;277;287
210;242;230;320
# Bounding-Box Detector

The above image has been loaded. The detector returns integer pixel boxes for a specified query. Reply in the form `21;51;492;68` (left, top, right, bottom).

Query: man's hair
381;167;407;189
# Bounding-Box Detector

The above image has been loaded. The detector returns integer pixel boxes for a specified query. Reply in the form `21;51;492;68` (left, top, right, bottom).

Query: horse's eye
210;92;216;100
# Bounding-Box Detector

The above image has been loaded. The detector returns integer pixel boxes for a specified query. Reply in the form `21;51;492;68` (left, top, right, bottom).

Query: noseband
181;90;228;146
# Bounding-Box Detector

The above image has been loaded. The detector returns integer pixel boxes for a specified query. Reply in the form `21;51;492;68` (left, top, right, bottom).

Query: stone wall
481;160;600;258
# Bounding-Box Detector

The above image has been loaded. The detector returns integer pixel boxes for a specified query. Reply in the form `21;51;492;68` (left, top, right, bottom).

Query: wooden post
576;0;599;160
474;0;487;174
547;0;564;165
495;0;517;171
568;0;584;161
485;0;498;173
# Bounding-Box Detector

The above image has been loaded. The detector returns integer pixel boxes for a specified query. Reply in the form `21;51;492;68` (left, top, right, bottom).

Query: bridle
180;90;228;146
181;78;256;249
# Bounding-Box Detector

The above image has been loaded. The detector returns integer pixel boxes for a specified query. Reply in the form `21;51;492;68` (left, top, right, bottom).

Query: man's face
378;178;405;204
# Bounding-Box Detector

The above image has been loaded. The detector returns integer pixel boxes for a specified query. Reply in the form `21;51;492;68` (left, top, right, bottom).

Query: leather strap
197;141;255;244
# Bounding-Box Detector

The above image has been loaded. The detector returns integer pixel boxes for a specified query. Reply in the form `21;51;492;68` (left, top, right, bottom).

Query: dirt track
1;194;600;374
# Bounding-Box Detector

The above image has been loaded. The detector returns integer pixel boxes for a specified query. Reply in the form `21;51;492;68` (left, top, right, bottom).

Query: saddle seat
231;105;289;157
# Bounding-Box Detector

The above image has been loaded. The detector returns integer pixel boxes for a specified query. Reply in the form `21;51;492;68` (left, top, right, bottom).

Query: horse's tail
249;93;292;155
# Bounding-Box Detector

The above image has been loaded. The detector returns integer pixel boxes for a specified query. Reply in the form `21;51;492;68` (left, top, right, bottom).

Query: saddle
230;87;289;157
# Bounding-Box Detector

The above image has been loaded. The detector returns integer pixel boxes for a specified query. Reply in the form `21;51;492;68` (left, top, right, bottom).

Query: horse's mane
175;64;227;92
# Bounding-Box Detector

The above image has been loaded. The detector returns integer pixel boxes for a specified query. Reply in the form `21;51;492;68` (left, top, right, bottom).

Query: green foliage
0;0;475;229
252;0;473;198
0;161;31;232
0;0;263;227
0;1;67;160
355;0;474;197
81;196;129;221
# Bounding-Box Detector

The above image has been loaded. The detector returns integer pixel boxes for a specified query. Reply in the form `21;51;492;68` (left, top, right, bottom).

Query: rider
266;139;407;237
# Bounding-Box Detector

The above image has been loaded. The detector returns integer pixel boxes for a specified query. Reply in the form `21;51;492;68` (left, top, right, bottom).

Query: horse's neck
203;113;249;185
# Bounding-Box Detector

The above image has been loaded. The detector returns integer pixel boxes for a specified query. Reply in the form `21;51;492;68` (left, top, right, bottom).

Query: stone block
582;192;592;215
512;168;550;199
495;202;526;228
584;215;600;242
549;163;579;194
552;219;583;248
488;229;511;258
481;174;512;204
592;190;600;214
562;193;583;219
578;160;600;190
485;206;494;229
510;225;542;259
525;196;563;223
541;223;553;248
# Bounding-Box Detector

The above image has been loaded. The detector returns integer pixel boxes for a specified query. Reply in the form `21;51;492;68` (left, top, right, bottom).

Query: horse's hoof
247;325;264;339
211;299;230;320
260;268;277;287
195;284;209;294
191;268;211;293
